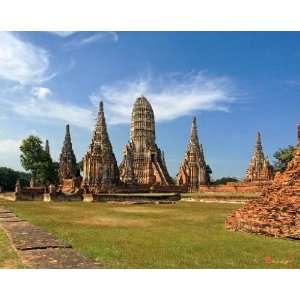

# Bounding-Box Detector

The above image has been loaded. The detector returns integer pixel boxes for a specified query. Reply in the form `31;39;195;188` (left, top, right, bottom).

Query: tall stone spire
119;96;173;186
58;124;78;184
255;132;263;152
45;139;50;155
245;132;274;182
176;117;209;192
190;117;199;145
82;101;119;192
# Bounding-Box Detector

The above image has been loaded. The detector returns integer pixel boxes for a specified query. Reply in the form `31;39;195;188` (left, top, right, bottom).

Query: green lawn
1;199;300;268
181;192;260;199
0;227;24;268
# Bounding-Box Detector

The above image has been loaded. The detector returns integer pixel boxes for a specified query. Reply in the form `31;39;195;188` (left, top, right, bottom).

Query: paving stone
0;212;16;218
1;221;71;250
21;248;102;269
0;216;23;222
0;205;101;268
0;208;12;213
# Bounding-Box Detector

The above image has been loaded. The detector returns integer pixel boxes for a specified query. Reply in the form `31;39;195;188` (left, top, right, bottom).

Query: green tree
0;167;30;191
206;164;212;183
20;135;58;185
273;145;295;172
213;177;239;185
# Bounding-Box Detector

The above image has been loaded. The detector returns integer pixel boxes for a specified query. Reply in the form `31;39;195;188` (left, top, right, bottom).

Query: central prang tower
119;96;173;186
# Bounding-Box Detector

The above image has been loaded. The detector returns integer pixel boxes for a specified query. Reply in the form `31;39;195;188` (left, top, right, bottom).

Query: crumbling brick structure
226;123;300;239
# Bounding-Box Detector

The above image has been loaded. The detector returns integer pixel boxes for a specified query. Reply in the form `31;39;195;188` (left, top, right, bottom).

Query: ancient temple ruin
176;117;209;192
119;96;173;186
226;123;300;239
82;101;119;192
245;132;274;182
58;124;81;193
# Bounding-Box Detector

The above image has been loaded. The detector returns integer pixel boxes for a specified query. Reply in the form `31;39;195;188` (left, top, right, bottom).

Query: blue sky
0;31;299;179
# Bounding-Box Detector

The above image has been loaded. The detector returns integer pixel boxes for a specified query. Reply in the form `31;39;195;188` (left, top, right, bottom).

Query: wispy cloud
90;71;238;124
15;97;93;128
31;87;52;99
65;32;118;50
48;31;76;38
0;32;52;85
0;82;94;129
0;137;21;169
0;138;20;155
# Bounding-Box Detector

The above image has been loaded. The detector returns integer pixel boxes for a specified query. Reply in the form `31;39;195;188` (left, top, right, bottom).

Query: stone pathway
0;206;102;268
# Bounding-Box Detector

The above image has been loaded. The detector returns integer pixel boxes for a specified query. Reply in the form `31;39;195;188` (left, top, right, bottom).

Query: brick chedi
226;123;300;239
58;124;81;193
82;101;119;192
245;132;274;182
119;96;173;186
176;117;209;192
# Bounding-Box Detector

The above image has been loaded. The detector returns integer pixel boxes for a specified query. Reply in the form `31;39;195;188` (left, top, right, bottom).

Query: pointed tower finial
45;139;50;155
255;132;262;152
99;101;103;112
66;124;70;137
190;116;199;144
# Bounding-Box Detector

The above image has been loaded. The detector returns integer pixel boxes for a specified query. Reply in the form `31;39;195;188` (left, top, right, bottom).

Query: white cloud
0;32;51;85
0;138;21;170
65;32;118;49
12;96;94;129
0;138;20;155
48;31;76;38
31;87;51;99
0;79;94;129
90;72;237;124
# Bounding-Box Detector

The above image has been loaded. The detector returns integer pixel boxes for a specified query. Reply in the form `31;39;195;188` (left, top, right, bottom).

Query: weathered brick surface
226;123;300;239
21;248;101;269
1;221;71;250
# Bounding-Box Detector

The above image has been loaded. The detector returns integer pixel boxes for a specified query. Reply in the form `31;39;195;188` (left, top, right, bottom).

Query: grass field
1;199;300;268
0;227;24;268
181;192;260;199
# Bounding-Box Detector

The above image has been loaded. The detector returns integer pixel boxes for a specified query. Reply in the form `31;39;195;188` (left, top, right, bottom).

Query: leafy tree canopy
212;177;239;185
273;145;296;172
206;164;212;183
0;167;30;191
20;135;58;185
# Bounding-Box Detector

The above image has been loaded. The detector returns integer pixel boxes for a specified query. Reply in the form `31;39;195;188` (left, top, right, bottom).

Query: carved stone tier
58;124;81;193
82;101;119;193
245;132;274;182
176;117;209;192
119;96;173;186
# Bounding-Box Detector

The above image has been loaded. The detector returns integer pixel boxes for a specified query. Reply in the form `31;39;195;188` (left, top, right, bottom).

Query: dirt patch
76;216;151;227
110;207;170;214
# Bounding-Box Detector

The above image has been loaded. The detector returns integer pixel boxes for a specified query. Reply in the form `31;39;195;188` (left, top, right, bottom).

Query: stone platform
83;192;181;203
